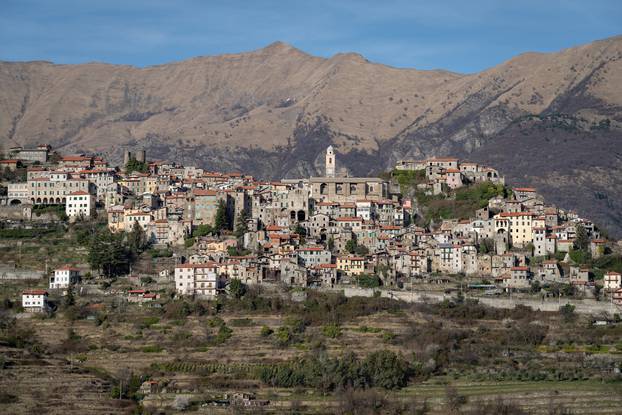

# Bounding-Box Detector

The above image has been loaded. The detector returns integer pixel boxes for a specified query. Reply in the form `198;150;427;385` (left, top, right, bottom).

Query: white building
79;169;116;200
28;176;91;205
21;289;49;312
604;271;621;290
355;200;373;221
296;247;332;267
174;263;220;297
65;191;95;220
50;266;80;289
7;182;29;204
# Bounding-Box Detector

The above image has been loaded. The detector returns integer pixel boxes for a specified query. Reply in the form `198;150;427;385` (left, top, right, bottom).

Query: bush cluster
257;350;412;392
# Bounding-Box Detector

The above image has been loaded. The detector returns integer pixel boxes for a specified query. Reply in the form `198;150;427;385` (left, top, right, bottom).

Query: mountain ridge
0;36;621;235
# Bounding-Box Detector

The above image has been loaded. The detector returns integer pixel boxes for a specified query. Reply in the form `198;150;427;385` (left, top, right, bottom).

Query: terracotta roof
499;212;535;217
336;216;363;222
511;266;529;271
23;289;48;295
78;169;114;174
513;187;537;192
268;233;292;240
69;191;90;196
175;262;219;269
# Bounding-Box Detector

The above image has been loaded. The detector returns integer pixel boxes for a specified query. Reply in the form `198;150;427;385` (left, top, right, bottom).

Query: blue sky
0;0;620;73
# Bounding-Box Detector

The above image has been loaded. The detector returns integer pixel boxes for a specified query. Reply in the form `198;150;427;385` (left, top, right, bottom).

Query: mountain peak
260;41;302;54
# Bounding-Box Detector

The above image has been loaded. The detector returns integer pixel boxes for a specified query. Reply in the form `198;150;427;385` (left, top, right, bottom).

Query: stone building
310;177;388;203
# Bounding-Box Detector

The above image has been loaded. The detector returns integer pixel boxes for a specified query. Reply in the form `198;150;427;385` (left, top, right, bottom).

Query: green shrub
593;254;622;274
284;317;307;333
148;248;173;258
356;274;382;288
142;345;164;353
381;330;396;342
275;327;294;347
140;317;160;329
172;331;192;342
559;303;576;323
214;325;233;344
260;326;274;337
228;279;247;299
207;317;225;327
357;325;382;333
257;350;411;391
322;323;342;338
0;392;18;404
192;224;215;238
140;276;154;285
569;249;590;265
392;169;427;195
230;318;254;327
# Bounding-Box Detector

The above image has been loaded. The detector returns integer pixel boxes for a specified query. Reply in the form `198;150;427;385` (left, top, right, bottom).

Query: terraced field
2;281;622;414
0;347;131;414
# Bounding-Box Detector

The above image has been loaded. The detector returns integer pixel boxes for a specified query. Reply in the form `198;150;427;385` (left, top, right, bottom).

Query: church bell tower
325;146;335;177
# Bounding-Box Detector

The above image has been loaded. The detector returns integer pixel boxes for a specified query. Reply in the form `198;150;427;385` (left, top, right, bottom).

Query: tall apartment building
174;263;221;297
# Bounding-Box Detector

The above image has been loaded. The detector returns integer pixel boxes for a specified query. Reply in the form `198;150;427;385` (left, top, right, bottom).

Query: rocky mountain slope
1;37;621;235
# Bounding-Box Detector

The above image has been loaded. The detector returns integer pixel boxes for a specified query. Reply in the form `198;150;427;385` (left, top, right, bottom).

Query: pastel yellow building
494;212;535;247
337;256;365;276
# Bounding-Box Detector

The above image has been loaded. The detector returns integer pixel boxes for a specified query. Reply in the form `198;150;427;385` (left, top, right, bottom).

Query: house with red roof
50;266;80;289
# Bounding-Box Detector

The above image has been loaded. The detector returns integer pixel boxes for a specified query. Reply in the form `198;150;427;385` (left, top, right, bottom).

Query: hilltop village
1;144;621;311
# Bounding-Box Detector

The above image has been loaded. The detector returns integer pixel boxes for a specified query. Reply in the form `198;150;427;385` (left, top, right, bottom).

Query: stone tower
325;145;335;177
123;150;132;166
135;149;146;163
